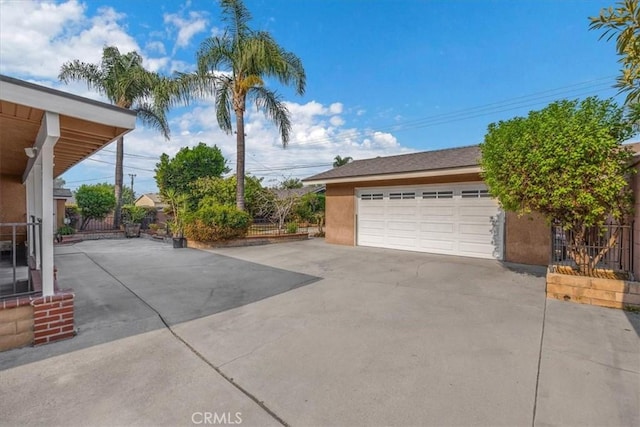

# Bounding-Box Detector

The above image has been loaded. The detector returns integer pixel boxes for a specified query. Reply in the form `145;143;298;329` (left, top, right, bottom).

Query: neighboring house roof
304;145;481;184
53;188;72;199
135;193;167;209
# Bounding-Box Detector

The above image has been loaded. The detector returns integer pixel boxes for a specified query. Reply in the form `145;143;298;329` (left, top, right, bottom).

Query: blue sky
0;0;625;194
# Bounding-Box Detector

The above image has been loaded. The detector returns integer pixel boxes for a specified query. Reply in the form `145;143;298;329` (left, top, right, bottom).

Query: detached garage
304;145;549;265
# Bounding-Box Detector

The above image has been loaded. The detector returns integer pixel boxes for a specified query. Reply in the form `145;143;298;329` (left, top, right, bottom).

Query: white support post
40;142;54;296
35;112;60;297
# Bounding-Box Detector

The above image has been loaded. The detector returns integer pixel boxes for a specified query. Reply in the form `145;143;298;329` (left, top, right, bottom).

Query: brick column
31;292;75;345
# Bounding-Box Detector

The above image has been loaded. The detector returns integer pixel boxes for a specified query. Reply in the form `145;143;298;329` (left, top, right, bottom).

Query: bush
65;204;80;228
121;205;147;224
183;205;251;242
285;222;298;234
75;183;115;230
57;224;75;235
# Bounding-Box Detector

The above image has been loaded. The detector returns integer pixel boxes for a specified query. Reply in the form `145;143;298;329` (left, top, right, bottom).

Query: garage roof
304;145;481;185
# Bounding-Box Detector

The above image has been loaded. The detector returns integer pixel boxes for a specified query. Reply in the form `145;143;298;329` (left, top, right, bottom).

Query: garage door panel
420;222;454;233
418;239;455;251
459;223;493;236
357;185;503;260
419;207;455;217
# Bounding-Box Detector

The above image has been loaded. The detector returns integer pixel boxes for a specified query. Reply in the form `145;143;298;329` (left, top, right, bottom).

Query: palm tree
195;0;306;211
333;155;353;168
59;46;175;227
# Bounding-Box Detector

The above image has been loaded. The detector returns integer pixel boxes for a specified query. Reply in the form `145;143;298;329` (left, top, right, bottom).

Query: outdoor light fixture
24;147;37;158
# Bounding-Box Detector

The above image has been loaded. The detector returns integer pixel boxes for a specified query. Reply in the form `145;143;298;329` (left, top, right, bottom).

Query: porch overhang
0;75;137;179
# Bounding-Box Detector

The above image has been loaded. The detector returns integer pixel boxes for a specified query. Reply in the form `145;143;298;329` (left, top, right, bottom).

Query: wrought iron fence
247;218;312;237
0;221;41;299
550;223;633;275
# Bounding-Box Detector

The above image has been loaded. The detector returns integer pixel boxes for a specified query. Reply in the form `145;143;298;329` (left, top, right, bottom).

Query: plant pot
173;237;187;248
125;223;141;238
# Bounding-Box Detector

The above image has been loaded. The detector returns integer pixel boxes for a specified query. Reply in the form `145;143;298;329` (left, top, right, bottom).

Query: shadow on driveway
0;239;320;370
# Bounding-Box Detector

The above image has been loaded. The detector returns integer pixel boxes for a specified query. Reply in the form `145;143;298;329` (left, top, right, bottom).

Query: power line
85;157;155;172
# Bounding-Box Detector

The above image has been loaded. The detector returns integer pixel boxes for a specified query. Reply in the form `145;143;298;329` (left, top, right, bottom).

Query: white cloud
163;11;207;52
0;0;145;79
0;1;413;190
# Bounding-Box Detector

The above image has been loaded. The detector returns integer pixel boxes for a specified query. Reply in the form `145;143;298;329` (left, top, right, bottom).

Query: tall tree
155;142;229;195
480;97;635;274
590;0;640;103
333;155;353;167
194;0;305;210
59;46;176;228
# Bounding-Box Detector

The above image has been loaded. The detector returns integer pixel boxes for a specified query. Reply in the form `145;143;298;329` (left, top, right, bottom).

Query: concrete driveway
1;238;638;426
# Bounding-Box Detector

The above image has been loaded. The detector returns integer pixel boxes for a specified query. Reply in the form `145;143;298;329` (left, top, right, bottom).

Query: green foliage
161;188;188;238
155;143;229;195
65;204;80;228
59;45;183;228
191;175;267;217
183;205;252;242
75;184;116;230
184;0;306;210
57;224;75;235
280;178;303;189
333;155;353;167
121;205;147;224
294;192;325;222
590;1;640;104
480;97;636;273
285;222;298;234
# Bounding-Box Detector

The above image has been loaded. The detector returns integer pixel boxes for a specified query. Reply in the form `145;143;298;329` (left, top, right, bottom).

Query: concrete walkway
0;238;638;426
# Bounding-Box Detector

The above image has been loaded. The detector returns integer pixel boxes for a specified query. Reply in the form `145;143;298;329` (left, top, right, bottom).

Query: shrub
75;184;116;230
57;224;75;235
285;222;298;234
183;205;251;242
65;204;80;228
121;205;147;224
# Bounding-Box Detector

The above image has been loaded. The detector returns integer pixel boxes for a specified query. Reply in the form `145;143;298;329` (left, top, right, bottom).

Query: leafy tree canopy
75;183;116;229
481;97;636;274
333;155;353;168
480;97;635;229
191;175;266;217
155;143;229;195
279;178;303;189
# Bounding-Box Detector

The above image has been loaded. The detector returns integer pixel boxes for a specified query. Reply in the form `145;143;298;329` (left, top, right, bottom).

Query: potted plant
123;205;146;238
162;189;188;248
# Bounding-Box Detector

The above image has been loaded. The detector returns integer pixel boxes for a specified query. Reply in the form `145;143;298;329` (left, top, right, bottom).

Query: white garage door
356;184;504;259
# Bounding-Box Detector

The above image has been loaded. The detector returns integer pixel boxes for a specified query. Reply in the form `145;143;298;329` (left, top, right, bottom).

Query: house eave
303;166;482;186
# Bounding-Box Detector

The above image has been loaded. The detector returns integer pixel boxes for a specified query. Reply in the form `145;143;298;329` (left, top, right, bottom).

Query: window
361;193;383;200
461;189;490;198
422;190;453;199
390;192;415;200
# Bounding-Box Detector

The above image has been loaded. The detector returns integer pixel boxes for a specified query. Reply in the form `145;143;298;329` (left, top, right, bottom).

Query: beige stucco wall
0;174;26;223
0;174;27;244
503;211;550;266
325;183;356;245
324;173;549;265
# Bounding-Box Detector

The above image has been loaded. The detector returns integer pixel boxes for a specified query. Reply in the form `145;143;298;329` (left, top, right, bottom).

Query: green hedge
183;205;251;242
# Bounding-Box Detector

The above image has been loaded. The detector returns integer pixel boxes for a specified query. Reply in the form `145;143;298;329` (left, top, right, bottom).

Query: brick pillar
31;292;75;345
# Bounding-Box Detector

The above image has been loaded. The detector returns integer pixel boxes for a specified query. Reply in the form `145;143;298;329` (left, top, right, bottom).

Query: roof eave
303;165;482;185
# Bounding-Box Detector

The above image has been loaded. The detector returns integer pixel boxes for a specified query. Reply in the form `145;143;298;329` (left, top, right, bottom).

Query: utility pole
128;173;136;198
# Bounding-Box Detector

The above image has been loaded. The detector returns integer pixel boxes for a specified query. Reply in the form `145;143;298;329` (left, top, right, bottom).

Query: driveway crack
531;295;548;427
80;249;289;427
